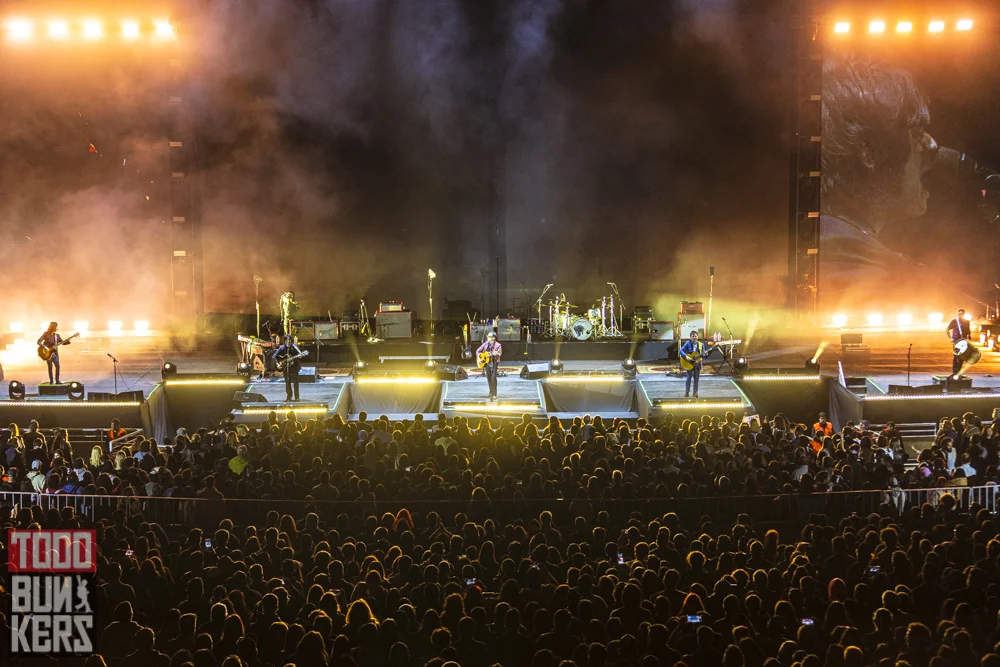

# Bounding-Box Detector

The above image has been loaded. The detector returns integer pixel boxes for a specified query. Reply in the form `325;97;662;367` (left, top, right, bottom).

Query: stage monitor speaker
116;390;145;402
374;311;412;338
913;383;946;395
434;364;469;382
298;366;318;383
933;375;972;392
38;383;70;396
87;392;115;402
887;385;916;395
234;391;268;402
520;362;549;380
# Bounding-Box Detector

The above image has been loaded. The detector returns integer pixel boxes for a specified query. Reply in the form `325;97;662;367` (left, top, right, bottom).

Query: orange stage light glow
5;18;34;42
81;18;102;40
956;19;973;31
833;21;850;34
928;20;945;33
896;21;912;33
868;20;886;34
48;19;69;39
153;19;174;39
121;20;140;40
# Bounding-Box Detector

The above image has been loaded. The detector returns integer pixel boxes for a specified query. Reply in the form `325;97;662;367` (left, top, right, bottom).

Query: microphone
937;147;999;181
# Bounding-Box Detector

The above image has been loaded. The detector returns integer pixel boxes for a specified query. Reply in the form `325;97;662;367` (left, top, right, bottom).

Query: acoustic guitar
477;350;495;369
679;343;712;371
275;349;309;372
37;332;80;361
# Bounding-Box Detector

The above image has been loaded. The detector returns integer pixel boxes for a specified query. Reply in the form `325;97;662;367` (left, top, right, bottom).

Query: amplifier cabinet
314;321;340;341
375;311;413;338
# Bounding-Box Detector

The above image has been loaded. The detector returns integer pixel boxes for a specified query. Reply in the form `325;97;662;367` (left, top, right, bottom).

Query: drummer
946;308;972;375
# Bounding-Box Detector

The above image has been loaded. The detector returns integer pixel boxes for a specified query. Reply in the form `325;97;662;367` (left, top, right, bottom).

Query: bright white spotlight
928;20;945;33
154;19;175;39
928;312;944;324
896;21;913;33
867;313;884;326
963;312;973;322
121;20;140;40
832;314;848;328
47;19;69;40
73;321;89;334
9;322;24;333
5;18;34;42
869;20;886;34
833;21;850;34
896;313;913;326
134;320;150;333
956;19;974;31
82;19;103;40
108;320;123;334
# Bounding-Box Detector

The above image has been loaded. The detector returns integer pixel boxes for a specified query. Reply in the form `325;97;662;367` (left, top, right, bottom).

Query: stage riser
0;405;142;431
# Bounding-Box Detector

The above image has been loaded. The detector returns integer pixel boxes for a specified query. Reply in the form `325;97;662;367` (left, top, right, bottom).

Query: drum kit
535;283;625;340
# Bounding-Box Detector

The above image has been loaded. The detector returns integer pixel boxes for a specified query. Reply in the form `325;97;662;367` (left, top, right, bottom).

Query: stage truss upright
788;5;823;320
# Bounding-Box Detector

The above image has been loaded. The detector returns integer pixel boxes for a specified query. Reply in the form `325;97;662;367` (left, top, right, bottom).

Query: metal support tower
788;5;823;320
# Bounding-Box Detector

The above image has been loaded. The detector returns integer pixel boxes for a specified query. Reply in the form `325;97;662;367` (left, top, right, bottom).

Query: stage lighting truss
164;378;247;387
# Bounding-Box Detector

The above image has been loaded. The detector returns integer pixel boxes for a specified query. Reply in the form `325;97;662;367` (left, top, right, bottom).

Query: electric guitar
275;349;309;372
679;343;712;371
37;332;80;361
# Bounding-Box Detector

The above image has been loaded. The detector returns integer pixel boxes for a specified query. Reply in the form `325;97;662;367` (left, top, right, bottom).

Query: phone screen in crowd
686;615;702;624
203;539;212;549
464;578;476;586
125;549;134;557
617;554;625;565
801;618;815;626
869;566;880;573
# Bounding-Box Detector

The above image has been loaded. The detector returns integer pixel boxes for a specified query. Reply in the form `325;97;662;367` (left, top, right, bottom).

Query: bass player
37;322;70;384
477;331;502;402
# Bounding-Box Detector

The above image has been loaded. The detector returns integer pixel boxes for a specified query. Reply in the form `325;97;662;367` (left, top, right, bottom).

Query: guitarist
679;330;705;398
37;322;70;384
477;331;502;402
273;334;303;402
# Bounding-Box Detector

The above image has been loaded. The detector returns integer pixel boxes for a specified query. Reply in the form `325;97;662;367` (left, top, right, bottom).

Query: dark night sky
0;0;808;326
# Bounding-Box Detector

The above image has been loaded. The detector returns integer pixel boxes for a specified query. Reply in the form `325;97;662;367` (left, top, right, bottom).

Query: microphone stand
108;354;120;395
907;343;913;388
721;317;737;374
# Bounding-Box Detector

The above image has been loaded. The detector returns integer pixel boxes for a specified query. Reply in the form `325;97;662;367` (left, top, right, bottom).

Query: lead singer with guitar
477;331;502;401
273;334;305;402
679;330;705;398
37;322;71;384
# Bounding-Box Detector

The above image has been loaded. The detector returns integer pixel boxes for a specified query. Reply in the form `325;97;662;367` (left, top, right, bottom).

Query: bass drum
953;339;982;365
570;317;594;340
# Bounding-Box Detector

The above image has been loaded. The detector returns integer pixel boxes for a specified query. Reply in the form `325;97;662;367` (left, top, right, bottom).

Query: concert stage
0;329;998;444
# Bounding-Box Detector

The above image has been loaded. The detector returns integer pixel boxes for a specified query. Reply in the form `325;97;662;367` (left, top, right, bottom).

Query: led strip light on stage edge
863;392;1000;402
740;375;822;382
655;401;746;411
449;403;543;412
0;401;141;408
239;406;328;415
164;378;246;386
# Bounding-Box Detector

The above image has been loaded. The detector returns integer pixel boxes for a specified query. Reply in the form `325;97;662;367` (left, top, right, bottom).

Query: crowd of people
1;409;998;502
2;409;1000;665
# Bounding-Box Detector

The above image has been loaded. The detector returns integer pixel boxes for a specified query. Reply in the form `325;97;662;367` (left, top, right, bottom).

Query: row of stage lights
7;321;150;335
3;17;175;43
832;18;974;34
828;312;969;328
